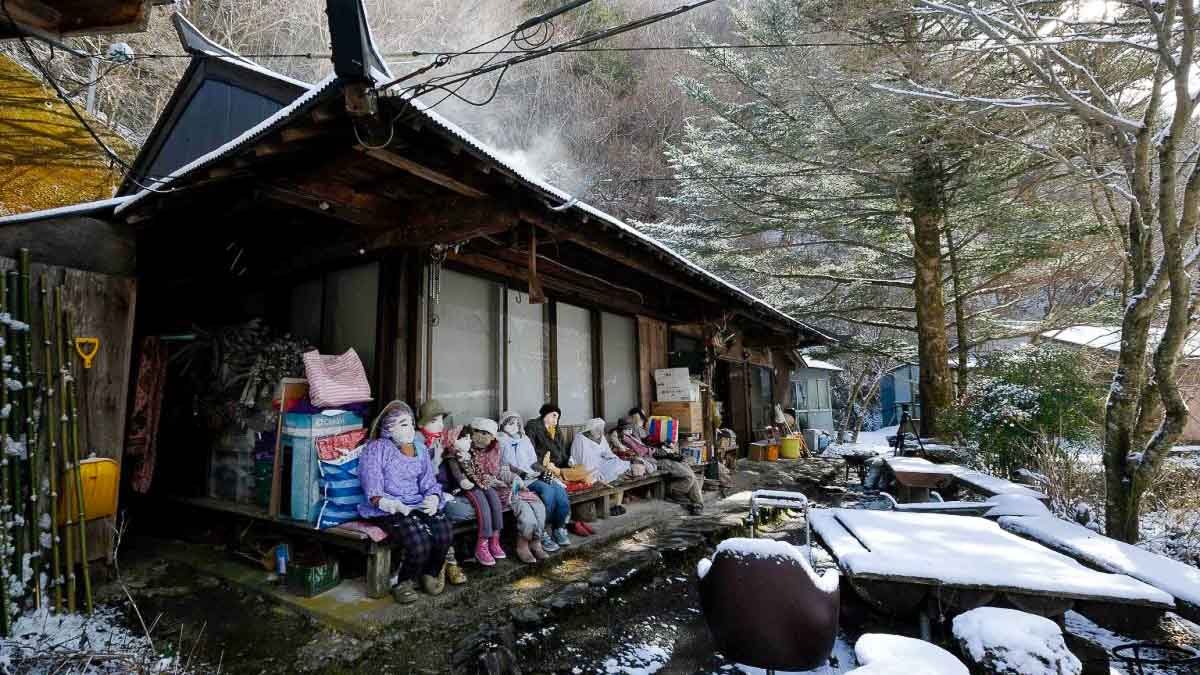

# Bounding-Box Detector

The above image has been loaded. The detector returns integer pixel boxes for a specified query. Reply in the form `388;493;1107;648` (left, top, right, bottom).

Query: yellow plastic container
57;457;119;525
780;435;803;459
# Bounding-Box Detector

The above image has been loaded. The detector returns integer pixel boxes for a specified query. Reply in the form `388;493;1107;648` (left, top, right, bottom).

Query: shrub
947;344;1104;477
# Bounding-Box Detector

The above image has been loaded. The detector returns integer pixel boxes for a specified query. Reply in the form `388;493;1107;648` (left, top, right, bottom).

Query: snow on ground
714;632;858;674
1064;610;1200;675
998;515;1200;609
822;426;897;458
847;633;967;675
1;605;177;674
952;607;1080;675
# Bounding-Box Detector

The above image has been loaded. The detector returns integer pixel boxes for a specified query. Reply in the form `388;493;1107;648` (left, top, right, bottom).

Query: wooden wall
0;255;137;562
637;315;668;410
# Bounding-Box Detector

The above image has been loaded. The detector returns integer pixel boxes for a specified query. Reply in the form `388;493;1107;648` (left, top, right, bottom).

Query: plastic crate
286;559;340;597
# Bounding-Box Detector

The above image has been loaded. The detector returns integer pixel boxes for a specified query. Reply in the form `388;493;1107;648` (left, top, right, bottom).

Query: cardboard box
654;367;690;389
656;380;700;402
650;400;703;432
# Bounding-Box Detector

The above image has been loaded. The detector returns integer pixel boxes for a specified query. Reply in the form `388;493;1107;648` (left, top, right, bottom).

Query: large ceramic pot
698;538;840;671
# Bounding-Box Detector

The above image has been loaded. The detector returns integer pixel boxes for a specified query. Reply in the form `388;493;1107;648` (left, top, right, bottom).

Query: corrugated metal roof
0;196;132;226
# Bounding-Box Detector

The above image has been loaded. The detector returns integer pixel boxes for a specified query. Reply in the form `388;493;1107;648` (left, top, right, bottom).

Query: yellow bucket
780;435;804;459
58;457;119;525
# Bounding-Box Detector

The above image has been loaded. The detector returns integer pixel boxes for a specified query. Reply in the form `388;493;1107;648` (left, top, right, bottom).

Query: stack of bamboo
0;248;92;636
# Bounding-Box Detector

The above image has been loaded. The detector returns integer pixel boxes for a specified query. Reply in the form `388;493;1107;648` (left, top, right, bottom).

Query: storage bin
282;411;363;523
780;435;805;459
286;559;340;597
57;457;119;525
208;448;255;504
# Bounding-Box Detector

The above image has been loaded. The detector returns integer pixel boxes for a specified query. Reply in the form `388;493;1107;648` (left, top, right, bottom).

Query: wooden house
0;2;827;558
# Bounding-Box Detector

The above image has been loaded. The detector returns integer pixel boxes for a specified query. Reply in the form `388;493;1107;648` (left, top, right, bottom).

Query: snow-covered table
810;509;1173;627
883;456;960;502
998;515;1200;624
954;469;1048;502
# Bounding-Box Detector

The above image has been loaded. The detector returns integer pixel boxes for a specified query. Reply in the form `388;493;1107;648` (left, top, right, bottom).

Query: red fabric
315;428;368;461
126;337;168;494
563;481;591;494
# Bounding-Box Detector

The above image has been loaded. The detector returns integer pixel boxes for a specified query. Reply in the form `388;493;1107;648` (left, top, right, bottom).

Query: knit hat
539;403;562;419
498;411;524;437
628;407;647;421
470;417;499;436
418;399;450;427
618;416;636;431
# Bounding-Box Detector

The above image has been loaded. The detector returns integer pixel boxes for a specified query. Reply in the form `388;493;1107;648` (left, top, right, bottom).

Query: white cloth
500;433;540;476
571;428;630;483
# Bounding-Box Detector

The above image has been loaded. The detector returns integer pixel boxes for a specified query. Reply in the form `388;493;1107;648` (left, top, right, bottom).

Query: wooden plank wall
637;315;668;409
0;255;137;562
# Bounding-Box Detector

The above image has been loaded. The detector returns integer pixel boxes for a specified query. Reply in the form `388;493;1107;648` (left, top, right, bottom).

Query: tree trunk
839;367;868;444
854;375;884;443
945;226;970;399
909;152;954;437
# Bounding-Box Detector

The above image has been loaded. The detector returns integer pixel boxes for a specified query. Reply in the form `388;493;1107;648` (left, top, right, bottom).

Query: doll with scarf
416;399;467;583
498;411;573;551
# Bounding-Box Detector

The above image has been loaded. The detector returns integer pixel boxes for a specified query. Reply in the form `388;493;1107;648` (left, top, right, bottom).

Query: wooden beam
2;0;62;33
401;198;519;244
281;126;326;143
258;185;394;229
451;252;683;322
358;146;488;198
527;213;724;305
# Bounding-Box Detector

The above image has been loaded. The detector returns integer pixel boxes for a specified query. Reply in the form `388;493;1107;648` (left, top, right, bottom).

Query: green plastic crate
286;559;339;597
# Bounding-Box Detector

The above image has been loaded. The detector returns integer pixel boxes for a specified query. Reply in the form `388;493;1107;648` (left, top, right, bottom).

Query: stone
509;605;547;627
952;607;1082;675
540;581;593;612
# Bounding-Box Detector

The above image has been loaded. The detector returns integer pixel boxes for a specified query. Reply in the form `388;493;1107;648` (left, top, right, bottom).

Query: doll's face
632;413;644;428
422;414;445;434
543;411;560;428
389;414;416;445
502;420;520;436
471;429;494;449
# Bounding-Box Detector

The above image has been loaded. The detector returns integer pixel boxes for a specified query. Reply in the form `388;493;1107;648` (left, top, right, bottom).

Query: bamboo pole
41;274;61;612
55;287;75;613
6;271;23;591
0;272;10;636
62;305;91;614
19;250;40;610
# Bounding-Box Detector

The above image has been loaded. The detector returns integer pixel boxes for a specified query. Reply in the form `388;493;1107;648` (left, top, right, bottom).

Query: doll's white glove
421;494;440;516
459;478;475;491
378;497;411;516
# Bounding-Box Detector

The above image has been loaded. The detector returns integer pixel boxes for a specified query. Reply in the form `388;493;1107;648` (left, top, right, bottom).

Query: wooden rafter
358;146;488;198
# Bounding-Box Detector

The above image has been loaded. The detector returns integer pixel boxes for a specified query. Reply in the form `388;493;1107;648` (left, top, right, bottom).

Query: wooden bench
566;472;667;519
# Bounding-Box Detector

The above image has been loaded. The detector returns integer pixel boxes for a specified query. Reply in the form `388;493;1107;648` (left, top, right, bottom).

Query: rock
922;443;971;464
849;634;967;674
952;607;1082;675
539;582;592;612
984;494;1050;519
509;606;547;627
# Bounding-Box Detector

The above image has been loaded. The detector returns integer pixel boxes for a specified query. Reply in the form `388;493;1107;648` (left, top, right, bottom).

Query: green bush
946;344;1103;477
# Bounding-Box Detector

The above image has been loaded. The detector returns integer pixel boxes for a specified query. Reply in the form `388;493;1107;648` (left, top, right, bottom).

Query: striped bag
302;348;373;408
315;432;368;529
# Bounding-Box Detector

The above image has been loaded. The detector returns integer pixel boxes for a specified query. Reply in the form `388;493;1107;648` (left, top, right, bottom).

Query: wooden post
365;546;392;598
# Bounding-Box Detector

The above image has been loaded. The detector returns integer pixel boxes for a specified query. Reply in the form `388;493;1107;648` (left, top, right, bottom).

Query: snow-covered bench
998;515;1200;623
810;509;1174;628
954;469;1048;502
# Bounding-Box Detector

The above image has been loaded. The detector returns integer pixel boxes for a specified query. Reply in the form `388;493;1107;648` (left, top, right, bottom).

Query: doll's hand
459;478;475;491
378;497;411;516
421;494;439;516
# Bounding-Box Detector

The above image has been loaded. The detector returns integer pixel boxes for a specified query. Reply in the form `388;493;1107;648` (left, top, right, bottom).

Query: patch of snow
697;558;711;579
2;605;178;673
984;494;1051;519
998;515;1200;609
727;631;857;674
952;607;1081;675
848;634;967;675
714;538;839;594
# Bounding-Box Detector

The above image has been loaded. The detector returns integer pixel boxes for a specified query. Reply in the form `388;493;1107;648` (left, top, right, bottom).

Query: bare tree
893;0;1200;543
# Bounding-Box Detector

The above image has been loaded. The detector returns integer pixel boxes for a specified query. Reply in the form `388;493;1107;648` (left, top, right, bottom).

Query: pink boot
474;537;496;567
489;532;507;560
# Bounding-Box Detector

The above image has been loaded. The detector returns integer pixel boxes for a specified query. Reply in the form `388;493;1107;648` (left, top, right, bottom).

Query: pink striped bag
302;348;373;407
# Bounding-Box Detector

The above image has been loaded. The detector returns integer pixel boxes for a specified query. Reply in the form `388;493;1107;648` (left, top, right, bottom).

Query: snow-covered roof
102;3;826;340
799;356;842;371
173;14;311;90
402;95;828;339
1041;325;1200;358
0;196;132;226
